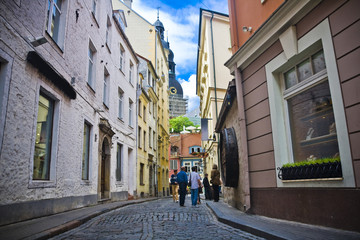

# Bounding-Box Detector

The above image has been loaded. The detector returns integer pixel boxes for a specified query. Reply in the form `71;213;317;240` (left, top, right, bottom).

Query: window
105;16;111;49
33;92;55;180
153;130;156;150
143;130;146;151
46;0;66;48
138;126;141;148
282;50;340;162
129;99;133;127
129;61;134;85
266;21;354;187
87;42;96;90
120;45;125;71
148;70;151;86
140;163;144;185
149;127;152;149
118;89;124;119
82;122;91;180
138;99;142;117
170;160;177;170
143;106;146;121
103;69;109;107
91;0;97;19
116;143;122;181
184;162;191;173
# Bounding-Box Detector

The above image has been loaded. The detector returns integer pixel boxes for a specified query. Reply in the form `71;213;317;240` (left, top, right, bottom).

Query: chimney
124;0;132;8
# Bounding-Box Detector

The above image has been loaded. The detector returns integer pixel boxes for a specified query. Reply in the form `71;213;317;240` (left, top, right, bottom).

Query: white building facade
0;0;138;225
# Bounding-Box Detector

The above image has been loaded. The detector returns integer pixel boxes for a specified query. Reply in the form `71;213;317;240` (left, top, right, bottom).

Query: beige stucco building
196;9;233;176
136;55;158;197
112;0;170;197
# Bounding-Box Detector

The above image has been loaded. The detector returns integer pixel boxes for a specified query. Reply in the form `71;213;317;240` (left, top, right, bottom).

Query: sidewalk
206;199;360;240
0;198;158;240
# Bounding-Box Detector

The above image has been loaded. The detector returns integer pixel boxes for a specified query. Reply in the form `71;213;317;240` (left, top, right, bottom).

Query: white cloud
130;0;228;112
178;74;199;113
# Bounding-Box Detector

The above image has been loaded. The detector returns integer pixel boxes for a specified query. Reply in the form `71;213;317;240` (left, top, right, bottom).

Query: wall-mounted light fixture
242;26;252;32
29;36;48;47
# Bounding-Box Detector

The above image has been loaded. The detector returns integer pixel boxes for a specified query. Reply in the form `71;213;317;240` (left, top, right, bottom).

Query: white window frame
118;88;124;120
129;61;134;85
29;87;60;188
103;68;109;107
82;121;92;181
120;45;125;72
87;41;96;90
265;19;354;188
105;16;112;50
0;50;12;154
129;99;133;127
46;0;67;49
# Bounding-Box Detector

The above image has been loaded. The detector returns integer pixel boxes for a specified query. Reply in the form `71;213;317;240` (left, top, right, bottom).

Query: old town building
112;0;170;197
196;9;233;176
217;0;360;232
0;0;138;225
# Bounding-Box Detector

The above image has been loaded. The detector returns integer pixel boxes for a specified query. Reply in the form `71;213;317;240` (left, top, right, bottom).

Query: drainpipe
234;68;250;211
210;12;221;170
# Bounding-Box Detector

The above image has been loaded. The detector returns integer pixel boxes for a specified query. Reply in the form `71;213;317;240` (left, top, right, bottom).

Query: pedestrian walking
189;166;202;207
203;173;212;200
177;166;188;207
211;164;221;202
170;169;178;203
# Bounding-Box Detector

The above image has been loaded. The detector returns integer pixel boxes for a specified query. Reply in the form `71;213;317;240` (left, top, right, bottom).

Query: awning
26;51;76;99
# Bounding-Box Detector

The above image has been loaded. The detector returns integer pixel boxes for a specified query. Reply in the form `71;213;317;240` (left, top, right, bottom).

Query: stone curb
206;202;285;240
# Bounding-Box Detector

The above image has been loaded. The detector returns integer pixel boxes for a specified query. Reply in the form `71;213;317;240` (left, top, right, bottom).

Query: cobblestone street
50;197;264;240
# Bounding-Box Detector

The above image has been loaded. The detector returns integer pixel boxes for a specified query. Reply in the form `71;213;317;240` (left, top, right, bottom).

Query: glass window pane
284;67;297;89
297;59;312;82
33;94;54;180
312;50;326;73
116;144;122;181
82;123;90;180
287;81;339;162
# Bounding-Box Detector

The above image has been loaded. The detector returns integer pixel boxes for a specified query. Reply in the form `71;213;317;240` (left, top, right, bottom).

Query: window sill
45;31;64;53
87;83;96;94
118;117;124;123
282;177;343;183
28;180;56;189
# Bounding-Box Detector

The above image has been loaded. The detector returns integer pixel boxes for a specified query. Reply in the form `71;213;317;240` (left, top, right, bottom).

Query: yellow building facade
112;0;170;197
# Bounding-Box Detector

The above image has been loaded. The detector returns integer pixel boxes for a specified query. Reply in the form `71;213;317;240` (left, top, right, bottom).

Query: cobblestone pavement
50;197;265;240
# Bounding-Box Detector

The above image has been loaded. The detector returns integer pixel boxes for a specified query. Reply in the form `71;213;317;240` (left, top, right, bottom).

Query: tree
169;116;194;133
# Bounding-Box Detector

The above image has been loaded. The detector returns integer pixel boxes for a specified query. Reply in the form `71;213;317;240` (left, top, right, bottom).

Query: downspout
210;13;219;120
154;28;158;197
234;68;250;211
210;12;221;169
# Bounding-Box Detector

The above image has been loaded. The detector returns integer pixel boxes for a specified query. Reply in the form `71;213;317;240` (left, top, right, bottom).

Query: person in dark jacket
211;164;221;202
177;166;188;207
170;169;178;203
203;173;212;200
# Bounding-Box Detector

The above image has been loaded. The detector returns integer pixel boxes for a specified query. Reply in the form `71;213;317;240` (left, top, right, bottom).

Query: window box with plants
277;157;342;181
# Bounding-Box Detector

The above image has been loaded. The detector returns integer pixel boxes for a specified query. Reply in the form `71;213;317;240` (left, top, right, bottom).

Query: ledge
282;177;343;183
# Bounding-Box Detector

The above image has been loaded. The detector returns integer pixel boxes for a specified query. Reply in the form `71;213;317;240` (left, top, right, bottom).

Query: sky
130;0;229;113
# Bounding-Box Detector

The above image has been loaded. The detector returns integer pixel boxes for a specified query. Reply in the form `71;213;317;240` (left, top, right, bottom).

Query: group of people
170;164;221;207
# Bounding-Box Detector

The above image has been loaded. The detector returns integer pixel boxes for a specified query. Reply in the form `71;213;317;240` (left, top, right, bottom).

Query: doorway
100;137;110;199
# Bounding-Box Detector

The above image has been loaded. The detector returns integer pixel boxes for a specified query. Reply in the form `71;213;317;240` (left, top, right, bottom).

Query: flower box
278;160;342;181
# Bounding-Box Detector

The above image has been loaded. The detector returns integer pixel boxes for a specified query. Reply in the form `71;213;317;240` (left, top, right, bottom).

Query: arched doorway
100;137;110;199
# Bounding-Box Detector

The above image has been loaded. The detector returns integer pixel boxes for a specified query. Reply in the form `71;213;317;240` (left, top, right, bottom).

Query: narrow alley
49;197;263;240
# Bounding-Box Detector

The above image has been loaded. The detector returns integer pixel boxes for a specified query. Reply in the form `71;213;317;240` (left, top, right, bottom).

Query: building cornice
225;0;322;72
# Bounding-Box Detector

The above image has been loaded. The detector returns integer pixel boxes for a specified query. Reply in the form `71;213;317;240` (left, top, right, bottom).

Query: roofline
136;53;159;79
112;11;139;64
196;8;229;94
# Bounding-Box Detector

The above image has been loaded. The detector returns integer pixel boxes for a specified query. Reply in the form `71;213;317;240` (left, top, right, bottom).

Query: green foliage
169;116;194;133
282;157;340;168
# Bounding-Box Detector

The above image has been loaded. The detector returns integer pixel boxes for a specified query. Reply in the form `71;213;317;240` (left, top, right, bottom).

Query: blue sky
131;0;229;112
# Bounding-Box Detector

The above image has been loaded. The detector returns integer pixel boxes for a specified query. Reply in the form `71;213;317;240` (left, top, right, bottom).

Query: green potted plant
278;157;342;180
